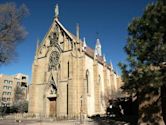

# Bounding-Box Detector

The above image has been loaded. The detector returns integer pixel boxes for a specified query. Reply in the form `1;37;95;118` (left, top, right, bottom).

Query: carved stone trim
49;24;62;52
48;51;60;71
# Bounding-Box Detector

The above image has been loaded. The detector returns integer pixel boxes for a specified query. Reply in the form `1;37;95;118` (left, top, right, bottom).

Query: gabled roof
40;18;112;70
55;19;76;42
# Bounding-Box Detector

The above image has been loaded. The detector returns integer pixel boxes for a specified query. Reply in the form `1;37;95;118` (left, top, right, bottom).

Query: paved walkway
0;119;98;125
28;120;97;125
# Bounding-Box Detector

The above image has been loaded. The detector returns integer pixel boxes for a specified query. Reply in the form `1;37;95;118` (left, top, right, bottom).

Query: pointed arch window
86;70;89;94
98;75;101;85
67;84;69;115
67;62;69;78
58;64;61;70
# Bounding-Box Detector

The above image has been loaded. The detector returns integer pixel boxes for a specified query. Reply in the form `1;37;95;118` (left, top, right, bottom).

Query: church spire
95;38;102;56
103;54;106;62
110;60;113;70
82;37;87;51
54;4;59;19
76;23;80;43
35;38;40;60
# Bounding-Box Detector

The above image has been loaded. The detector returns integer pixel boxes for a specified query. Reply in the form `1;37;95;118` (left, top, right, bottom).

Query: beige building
29;4;122;118
0;73;28;107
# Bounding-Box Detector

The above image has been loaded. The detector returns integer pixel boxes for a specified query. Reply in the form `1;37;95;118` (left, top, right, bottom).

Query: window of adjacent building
4;80;12;84
4;80;8;84
2;97;6;101
7;98;10;101
8;86;12;90
3;86;12;90
22;76;26;80
9;81;13;84
7;92;11;95
2;92;7;95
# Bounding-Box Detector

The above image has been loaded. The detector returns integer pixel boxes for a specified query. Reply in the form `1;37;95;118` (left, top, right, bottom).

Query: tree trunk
138;88;165;125
161;85;166;124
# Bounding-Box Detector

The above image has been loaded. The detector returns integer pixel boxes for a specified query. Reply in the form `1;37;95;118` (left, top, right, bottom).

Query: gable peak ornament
54;4;59;18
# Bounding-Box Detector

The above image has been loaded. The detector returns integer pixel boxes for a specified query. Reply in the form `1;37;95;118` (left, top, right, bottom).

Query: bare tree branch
0;2;29;64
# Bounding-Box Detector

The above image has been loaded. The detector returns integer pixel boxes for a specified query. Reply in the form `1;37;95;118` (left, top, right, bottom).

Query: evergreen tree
119;0;166;124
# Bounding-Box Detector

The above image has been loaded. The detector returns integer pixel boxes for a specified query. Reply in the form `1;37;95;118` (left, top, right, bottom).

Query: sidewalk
28;120;97;125
0;119;98;125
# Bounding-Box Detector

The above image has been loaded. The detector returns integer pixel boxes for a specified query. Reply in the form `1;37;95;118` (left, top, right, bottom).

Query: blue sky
0;0;156;82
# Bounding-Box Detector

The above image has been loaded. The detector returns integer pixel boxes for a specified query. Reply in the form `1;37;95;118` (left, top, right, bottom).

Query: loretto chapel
29;4;123;118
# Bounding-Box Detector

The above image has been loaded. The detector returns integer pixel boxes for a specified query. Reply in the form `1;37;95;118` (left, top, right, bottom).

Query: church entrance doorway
49;97;56;117
47;75;57;117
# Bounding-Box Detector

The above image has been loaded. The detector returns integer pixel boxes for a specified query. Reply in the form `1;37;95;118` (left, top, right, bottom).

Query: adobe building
29;4;123;118
0;73;28;107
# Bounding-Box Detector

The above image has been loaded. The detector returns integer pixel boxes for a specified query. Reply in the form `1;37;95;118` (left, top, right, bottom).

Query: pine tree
119;0;166;124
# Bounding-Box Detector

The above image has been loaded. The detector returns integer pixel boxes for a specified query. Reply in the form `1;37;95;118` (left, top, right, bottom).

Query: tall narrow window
58;64;61;70
86;70;89;94
67;62;69;78
67;84;69;115
98;75;101;84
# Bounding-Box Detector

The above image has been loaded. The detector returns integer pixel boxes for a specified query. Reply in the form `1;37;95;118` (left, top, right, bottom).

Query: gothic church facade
29;5;122;118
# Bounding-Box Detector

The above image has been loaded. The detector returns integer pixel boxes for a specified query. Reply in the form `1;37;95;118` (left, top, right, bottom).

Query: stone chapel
29;4;122;118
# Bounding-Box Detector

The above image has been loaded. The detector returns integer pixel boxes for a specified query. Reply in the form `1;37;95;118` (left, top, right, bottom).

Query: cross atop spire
54;4;59;19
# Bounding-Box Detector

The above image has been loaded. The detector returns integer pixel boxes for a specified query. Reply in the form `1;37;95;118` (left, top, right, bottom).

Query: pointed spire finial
35;38;40;59
115;66;118;76
103;54;106;62
55;4;59;18
76;23;80;43
95;38;102;56
83;37;87;51
36;38;39;49
110;60;113;70
94;49;98;57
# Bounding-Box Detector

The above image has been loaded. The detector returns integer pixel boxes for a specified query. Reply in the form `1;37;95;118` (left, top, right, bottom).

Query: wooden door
49;98;56;117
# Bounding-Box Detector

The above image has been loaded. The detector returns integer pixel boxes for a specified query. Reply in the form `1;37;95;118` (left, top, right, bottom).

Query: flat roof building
0;73;28;107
